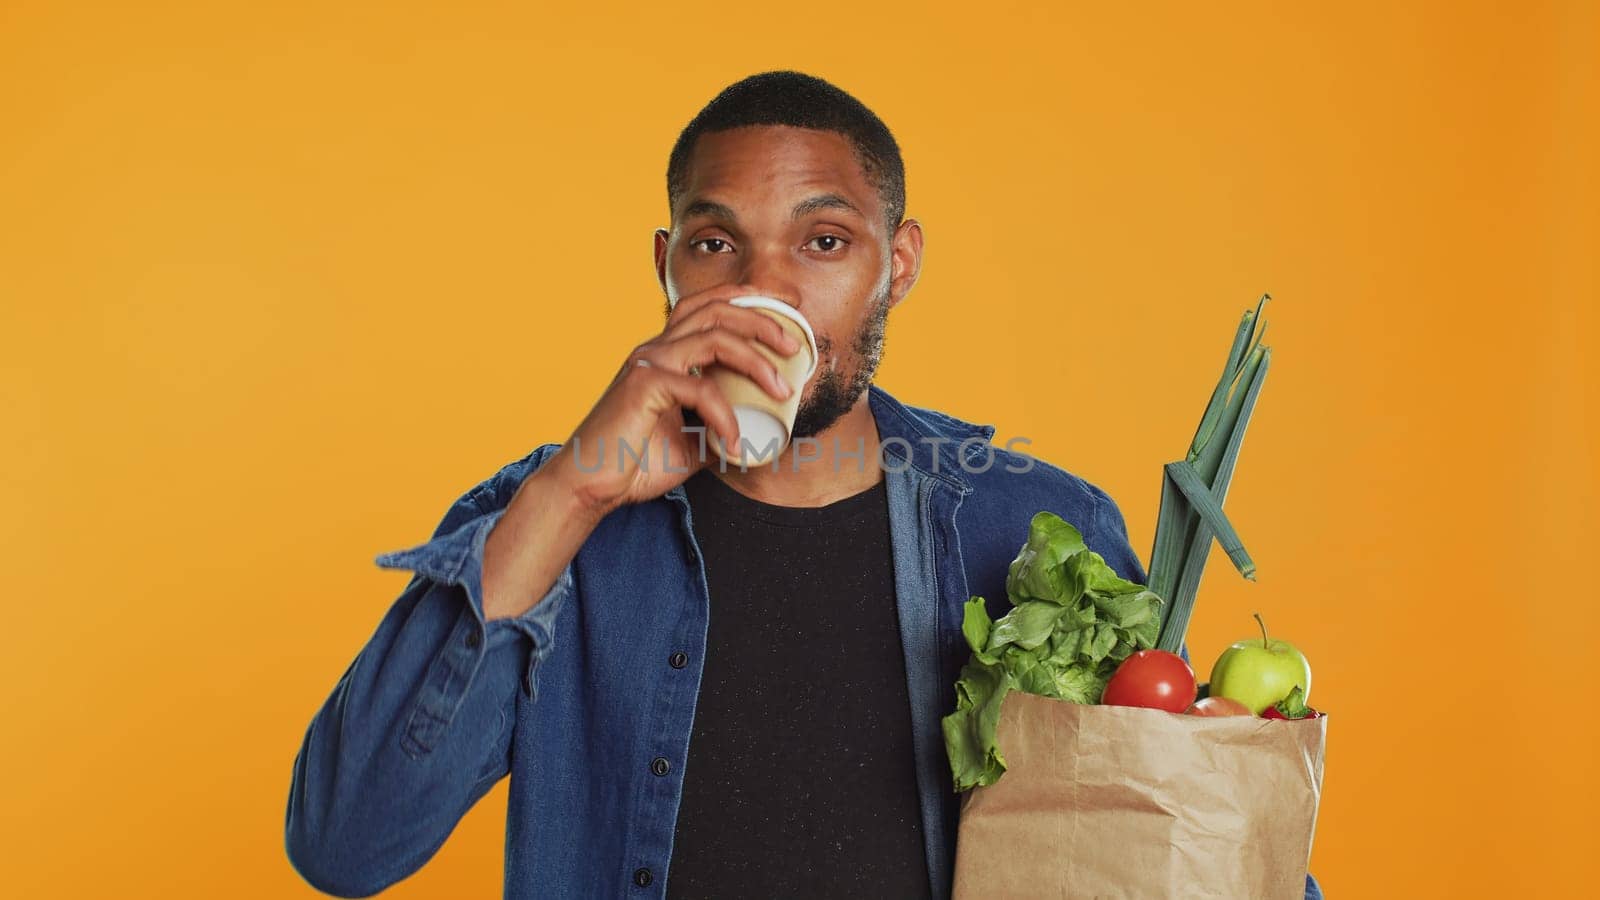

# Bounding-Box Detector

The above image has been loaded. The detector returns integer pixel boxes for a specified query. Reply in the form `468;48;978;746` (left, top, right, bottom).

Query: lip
726;295;818;382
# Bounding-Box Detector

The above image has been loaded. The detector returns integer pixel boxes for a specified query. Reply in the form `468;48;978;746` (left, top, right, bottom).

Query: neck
707;392;882;506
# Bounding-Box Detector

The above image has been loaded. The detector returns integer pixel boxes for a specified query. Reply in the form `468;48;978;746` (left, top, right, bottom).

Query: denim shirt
285;383;1322;900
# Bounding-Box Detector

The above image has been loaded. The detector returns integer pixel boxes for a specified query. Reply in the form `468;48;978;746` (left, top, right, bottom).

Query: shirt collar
867;383;996;491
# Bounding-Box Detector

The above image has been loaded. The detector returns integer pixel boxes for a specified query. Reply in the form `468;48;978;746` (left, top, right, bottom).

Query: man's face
654;125;919;439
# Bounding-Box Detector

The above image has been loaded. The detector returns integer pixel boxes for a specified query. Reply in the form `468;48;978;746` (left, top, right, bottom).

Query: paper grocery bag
952;692;1326;900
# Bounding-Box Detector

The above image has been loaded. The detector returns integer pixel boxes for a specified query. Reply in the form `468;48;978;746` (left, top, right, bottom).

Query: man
286;71;1323;899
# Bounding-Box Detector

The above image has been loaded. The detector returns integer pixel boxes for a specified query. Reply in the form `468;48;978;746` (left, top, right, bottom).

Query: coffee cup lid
727;295;818;382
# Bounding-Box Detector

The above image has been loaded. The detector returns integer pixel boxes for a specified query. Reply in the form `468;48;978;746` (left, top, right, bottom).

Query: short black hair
666;70;906;231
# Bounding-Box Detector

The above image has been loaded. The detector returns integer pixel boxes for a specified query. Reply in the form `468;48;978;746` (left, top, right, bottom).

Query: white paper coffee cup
705;296;818;466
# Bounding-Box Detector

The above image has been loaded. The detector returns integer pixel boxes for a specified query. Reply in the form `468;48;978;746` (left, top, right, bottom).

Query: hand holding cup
540;284;806;517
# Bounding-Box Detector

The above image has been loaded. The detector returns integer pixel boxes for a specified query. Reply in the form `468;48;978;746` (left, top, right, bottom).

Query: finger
616;347;666;383
665;283;805;356
665;282;761;328
662;300;802;357
653;329;793;401
633;366;742;454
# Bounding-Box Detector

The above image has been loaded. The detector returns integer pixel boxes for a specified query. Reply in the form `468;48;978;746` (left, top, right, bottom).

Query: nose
735;251;801;309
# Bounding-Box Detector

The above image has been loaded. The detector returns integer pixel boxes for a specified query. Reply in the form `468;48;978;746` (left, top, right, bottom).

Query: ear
886;218;924;310
653;228;671;299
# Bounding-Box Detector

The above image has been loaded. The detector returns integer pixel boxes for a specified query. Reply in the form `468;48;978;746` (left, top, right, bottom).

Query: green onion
1151;295;1272;652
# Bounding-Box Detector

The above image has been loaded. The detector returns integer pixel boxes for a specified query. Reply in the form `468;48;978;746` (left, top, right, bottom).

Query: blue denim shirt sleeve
285;445;572;897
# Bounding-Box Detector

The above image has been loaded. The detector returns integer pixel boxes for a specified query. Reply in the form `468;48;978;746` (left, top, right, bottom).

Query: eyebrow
678;193;865;226
790;193;863;221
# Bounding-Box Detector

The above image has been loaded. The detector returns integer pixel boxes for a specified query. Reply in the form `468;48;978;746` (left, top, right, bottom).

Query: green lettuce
940;511;1163;791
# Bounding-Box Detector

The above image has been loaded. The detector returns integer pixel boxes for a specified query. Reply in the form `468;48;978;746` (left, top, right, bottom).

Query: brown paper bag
952;692;1326;899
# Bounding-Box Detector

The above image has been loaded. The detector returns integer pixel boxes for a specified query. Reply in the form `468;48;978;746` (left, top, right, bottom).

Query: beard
790;283;891;440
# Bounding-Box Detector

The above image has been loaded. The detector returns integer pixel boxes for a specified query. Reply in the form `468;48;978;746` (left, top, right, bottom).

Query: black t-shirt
668;467;931;899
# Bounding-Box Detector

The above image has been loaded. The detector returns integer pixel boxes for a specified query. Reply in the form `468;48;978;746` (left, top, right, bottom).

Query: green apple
1209;613;1312;715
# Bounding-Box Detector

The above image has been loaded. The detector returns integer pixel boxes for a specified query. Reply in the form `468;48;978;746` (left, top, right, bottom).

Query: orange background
3;1;1595;897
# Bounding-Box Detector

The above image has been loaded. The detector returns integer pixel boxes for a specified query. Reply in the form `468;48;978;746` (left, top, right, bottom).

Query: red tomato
1186;696;1254;716
1101;650;1197;713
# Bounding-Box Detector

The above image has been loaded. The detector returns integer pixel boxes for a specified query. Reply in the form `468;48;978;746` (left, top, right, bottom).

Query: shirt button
650;757;670;777
668;651;688;669
633;867;653;887
465;629;481;649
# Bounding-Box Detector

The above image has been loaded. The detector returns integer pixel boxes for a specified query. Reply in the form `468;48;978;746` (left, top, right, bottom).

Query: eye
805;234;848;253
689;238;734;255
